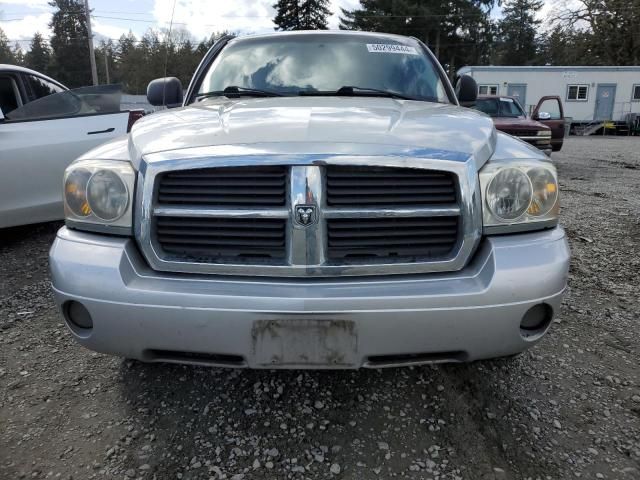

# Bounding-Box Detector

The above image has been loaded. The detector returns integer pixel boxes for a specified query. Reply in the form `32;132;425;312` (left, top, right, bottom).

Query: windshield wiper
299;86;415;100
196;86;284;98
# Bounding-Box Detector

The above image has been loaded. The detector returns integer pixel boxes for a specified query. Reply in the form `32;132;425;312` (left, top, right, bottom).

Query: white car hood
129;96;497;168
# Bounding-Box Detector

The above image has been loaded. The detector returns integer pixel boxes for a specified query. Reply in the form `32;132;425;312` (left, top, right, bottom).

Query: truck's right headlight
64;160;135;234
480;160;559;234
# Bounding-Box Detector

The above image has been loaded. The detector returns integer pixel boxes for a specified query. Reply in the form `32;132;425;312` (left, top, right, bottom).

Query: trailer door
507;84;527;110
594;84;616;121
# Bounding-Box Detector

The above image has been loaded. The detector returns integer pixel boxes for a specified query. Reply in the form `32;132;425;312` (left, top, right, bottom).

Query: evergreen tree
273;0;332;30
496;0;543;65
554;0;640;66
176;39;198;87
12;42;25;66
0;27;16;64
535;26;597;66
48;0;92;87
25;33;51;73
95;39;116;84
339;0;496;76
116;32;146;93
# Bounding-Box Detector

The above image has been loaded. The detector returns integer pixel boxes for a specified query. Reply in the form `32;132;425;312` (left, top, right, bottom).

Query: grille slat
158;195;285;204
161;178;286;186
160;236;285;247
327;186;455;194
329;228;458;239
328;219;458;229
328;246;454;258
324;194;457;205
159;187;286;195
157;166;286;207
503;129;539;137
157;228;285;238
326;166;457;207
329;178;454;187
155;219;284;229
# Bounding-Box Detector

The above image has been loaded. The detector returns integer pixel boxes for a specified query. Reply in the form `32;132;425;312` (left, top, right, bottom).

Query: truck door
532;96;565;152
0;85;128;228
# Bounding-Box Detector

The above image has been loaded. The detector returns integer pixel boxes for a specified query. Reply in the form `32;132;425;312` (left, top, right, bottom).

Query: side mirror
147;77;183;107
455;75;478;106
536;111;551;121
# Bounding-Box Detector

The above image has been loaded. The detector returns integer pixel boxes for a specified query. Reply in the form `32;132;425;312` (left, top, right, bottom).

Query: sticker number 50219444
366;44;419;55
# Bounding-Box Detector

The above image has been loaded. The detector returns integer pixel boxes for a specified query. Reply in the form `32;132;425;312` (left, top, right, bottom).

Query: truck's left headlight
480;160;559;234
64;160;135;234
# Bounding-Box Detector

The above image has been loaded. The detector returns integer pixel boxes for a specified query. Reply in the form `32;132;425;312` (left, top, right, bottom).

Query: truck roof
233;30;418;43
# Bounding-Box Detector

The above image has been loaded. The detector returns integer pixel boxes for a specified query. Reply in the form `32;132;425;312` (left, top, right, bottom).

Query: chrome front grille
136;154;482;277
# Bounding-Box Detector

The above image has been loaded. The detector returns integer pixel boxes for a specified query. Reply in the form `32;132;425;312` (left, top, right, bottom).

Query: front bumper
519;136;552;156
50;227;570;368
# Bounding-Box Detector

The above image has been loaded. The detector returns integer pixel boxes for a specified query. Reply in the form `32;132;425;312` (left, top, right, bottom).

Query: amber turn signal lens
527;168;558;217
64;168;92;217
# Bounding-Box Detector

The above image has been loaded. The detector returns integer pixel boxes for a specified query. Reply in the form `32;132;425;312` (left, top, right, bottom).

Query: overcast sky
1;0;558;49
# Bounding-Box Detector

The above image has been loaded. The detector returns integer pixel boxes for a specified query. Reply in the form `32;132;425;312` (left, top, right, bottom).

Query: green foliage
273;0;332;30
0;27;17;64
339;0;497;76
8;0;640;92
552;0;640;66
25;33;51;73
535;26;594;65
495;0;543;65
109;29;228;94
48;0;92;87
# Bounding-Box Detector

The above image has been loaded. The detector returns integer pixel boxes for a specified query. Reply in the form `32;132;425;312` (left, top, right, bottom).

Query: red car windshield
474;97;525;118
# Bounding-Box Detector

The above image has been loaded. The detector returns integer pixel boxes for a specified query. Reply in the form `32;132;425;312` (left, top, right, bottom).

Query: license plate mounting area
252;319;358;368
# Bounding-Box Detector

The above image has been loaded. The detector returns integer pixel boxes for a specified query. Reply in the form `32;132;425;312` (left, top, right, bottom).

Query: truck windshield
474;97;526;118
196;34;452;103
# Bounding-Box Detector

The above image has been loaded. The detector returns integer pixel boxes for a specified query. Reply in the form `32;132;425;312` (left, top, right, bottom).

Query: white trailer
457;65;640;128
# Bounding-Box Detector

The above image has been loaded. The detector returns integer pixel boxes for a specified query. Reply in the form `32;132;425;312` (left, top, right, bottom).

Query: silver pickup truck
50;31;570;369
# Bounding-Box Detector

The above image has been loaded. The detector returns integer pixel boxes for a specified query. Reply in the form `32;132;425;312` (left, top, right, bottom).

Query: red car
474;95;565;154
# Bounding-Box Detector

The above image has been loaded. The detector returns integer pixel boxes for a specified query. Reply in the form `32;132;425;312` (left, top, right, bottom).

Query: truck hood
492;117;550;132
129;97;496;168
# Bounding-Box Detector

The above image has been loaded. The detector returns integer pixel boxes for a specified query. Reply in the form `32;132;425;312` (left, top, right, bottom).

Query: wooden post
84;0;98;86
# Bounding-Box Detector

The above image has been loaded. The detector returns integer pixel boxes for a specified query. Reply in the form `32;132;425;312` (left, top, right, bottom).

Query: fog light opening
63;301;94;332
520;303;553;338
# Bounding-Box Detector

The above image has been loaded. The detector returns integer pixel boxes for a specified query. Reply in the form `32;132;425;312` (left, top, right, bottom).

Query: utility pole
104;46;110;84
84;0;98;86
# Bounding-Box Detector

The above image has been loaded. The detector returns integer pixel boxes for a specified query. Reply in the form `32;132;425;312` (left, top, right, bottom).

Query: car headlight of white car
479;160;559;234
63;160;135;234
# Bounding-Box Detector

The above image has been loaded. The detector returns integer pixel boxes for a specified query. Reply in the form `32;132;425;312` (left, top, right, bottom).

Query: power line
5;35;494;48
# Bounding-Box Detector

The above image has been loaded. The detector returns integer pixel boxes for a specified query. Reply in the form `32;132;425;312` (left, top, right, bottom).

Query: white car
0;65;142;228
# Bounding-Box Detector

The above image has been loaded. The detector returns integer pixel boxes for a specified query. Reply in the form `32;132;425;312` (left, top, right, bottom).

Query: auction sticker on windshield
366;44;418;55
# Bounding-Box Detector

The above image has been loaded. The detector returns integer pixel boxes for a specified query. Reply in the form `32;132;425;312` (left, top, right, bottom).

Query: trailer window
633;84;640;101
567;84;588;101
478;84;498;95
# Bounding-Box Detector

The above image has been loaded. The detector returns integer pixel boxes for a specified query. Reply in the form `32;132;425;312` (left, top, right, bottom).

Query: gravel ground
1;136;639;480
